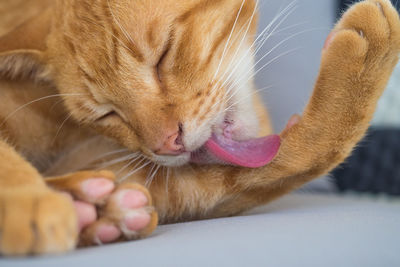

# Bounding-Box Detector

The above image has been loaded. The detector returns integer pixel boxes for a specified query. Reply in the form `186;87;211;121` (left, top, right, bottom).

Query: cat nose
155;125;185;155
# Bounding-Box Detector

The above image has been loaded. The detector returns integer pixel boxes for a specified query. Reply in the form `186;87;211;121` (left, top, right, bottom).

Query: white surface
2;193;399;267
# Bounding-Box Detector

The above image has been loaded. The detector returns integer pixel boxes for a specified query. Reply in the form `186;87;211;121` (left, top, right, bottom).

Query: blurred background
255;0;400;195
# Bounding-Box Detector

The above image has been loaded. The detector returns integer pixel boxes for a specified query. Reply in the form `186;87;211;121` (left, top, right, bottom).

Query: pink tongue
204;134;280;168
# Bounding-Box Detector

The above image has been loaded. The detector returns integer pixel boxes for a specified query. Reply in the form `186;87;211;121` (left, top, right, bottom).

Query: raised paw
339;0;400;49
320;0;400;102
46;171;158;246
329;0;399;62
0;187;78;256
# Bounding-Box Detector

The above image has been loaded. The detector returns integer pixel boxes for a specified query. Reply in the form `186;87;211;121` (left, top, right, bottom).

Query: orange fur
0;0;399;256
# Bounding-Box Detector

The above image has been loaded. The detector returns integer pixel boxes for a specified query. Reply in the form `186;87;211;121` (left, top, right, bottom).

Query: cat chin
151;152;192;167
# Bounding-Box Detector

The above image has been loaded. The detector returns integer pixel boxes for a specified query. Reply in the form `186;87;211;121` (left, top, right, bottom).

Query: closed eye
156;47;169;83
95;110;118;122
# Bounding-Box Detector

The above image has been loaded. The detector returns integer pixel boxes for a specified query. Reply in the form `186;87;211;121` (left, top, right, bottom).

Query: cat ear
0;9;52;79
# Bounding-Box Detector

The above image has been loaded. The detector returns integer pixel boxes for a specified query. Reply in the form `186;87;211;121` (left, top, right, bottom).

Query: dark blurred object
332;128;400;196
331;0;400;196
337;0;400;18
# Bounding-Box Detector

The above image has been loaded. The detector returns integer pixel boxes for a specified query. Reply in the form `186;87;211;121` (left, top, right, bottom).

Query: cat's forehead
115;0;196;31
118;0;251;27
109;0;195;54
111;0;256;54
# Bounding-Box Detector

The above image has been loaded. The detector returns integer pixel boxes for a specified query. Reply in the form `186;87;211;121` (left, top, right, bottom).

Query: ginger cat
0;0;399;256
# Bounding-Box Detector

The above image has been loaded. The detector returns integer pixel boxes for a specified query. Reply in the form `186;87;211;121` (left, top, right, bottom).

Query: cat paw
46;171;158;246
323;0;400;85
79;182;158;245
0;187;78;256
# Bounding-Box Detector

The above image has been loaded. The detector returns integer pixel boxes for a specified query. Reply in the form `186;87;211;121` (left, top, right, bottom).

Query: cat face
48;0;261;167
4;0;261;167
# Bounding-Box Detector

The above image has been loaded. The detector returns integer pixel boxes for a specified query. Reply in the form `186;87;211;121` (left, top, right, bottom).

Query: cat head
0;0;267;167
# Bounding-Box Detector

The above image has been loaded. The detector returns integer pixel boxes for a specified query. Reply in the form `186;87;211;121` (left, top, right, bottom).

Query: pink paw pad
82;178;115;200
119;190;148;209
123;211;151;232
96;224;121;243
74;201;97;230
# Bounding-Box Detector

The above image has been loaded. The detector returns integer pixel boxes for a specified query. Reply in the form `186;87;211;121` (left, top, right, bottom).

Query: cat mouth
189;119;281;168
152;121;281;168
190;133;281;168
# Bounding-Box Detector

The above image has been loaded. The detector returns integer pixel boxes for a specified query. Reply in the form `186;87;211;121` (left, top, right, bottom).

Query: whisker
216;1;267;64
254;27;326;68
87;148;130;165
197;2;298;132
0;93;86;127
257;48;301;85
221;2;298;98
165;167;170;198
217;0;271;68
210;0;260;96
202;1;268;121
226;28;319;101
52;113;74;145
118;159;151;184
95;153;139;169
252;5;298;57
226;0;269;45
228;0;296;77
228;47;300;105
202;0;289;124
145;163;156;187
212;0;246;81
49;98;67;112
106;0;136;49
145;164;161;188
116;155;143;175
206;6;299;117
210;0;297;106
266;20;309;37
223;85;275;113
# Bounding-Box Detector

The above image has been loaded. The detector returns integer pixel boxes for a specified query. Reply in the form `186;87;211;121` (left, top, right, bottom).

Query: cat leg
242;0;400;184
46;171;158;246
0;139;78;256
211;0;400;215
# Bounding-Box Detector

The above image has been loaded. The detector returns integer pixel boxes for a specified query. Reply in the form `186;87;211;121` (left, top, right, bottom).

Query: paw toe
74;201;97;231
324;29;368;62
34;193;78;253
78;183;158;246
122;211;151;233
1;198;35;255
339;1;391;44
117;189;149;209
81;178;115;203
95;224;121;244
